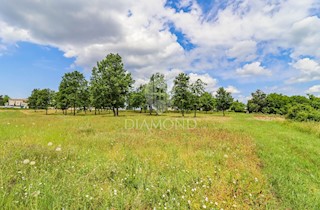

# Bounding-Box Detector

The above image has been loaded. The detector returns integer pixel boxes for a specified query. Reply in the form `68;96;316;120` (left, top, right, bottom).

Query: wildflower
55;147;62;152
188;200;191;204
30;161;36;166
146;188;149;191
205;197;208;202
48;142;53;146
181;196;185;199
215;202;218;206
224;154;228;158
254;177;258;182
249;193;252;197
202;204;207;209
23;159;30;164
85;195;89;198
114;189;117;195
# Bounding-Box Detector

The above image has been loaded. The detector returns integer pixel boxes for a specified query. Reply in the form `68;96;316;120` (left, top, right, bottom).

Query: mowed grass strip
0;110;276;209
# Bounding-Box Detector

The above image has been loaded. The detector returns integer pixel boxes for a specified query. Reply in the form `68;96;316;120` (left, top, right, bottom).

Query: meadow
1;110;320;209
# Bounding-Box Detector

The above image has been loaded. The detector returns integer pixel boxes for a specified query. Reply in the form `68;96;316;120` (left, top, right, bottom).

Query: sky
0;0;320;101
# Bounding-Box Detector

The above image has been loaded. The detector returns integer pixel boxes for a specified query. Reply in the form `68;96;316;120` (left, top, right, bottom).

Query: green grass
0;110;320;209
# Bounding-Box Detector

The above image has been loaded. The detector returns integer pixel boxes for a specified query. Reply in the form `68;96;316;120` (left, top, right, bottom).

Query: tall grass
0;110;277;209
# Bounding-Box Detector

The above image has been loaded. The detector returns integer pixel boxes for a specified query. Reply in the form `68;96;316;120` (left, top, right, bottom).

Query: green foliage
28;89;55;114
0;95;10;106
265;93;290;115
200;92;215;113
247;89;267;113
58;71;89;115
90;53;134;116
190;79;206;117
172;73;191;116
286;104;320;122
129;85;147;112
230;100;246;113
216;87;233;116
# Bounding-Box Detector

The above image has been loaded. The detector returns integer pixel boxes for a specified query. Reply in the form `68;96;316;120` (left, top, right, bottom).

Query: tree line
27;53;320;121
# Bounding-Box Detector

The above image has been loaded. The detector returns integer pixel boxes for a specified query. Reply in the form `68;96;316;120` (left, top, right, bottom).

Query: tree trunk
116;107;119;116
182;109;184;117
149;105;152;115
73;103;76;116
194;105;197;118
140;108;142;113
112;107;116;116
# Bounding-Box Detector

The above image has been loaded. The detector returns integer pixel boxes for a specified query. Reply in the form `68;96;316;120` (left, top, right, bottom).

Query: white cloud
225;85;240;94
226;40;257;62
306;85;320;94
236;62;272;77
189;73;218;93
290;58;320;83
0;0;319;93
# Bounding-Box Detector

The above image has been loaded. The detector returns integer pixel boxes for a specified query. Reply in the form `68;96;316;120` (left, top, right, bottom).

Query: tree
265;93;290;115
145;73;168;115
247;89;267;113
28;89;41;111
200;92;215;113
58;71;89;115
172;73;191;117
38;89;55;115
230;100;246;113
190;79;206;117
91;53;134;116
0;95;4;106
28;89;54;114
129;85;147;112
216;87;233;116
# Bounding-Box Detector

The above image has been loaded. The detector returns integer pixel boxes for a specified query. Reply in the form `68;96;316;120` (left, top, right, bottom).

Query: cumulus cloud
225;85;240;94
236;62;272;77
306;85;320;94
189;72;218;93
0;0;319;94
290;58;320;83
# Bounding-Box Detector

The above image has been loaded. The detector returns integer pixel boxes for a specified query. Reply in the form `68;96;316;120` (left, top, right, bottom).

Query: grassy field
0;110;320;209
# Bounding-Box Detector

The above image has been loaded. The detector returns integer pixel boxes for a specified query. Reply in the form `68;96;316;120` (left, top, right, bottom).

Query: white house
8;99;28;108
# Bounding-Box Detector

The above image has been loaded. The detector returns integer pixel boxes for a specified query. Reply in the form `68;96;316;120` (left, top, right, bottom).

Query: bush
286;104;320;122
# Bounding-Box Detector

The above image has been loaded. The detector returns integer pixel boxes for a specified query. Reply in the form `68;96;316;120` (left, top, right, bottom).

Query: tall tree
190;79;206;117
58;71;88;115
247;89;267;113
200;92;215;113
91;53;134;116
37;89;55;115
28;89;41;111
172;73;191;117
216;87;233;116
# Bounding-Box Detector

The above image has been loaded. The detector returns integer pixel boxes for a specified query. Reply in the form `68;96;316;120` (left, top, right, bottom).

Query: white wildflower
23;159;30;164
48;142;53;146
30;161;36;166
55;147;62;152
202;204;206;209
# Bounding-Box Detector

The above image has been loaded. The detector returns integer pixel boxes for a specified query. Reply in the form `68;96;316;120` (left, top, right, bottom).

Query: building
8;99;28;108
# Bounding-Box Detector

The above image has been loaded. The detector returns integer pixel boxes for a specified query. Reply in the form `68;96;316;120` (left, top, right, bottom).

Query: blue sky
0;0;319;101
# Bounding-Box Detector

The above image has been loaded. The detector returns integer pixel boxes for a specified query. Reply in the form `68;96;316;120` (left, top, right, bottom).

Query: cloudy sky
0;0;319;100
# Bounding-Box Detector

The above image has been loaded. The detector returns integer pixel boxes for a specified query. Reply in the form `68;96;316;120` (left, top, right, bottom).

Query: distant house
8;99;28;108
